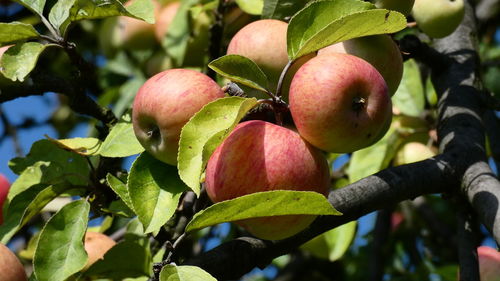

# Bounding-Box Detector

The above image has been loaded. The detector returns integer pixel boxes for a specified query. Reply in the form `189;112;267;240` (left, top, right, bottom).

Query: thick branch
0;71;116;127
186;157;454;280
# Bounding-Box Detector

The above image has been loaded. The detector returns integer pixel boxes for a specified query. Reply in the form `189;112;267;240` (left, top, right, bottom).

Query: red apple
0;174;10;225
289;53;392;153
132;69;225;165
318;35;403;96
83;232;116;270
0;243;27;281
373;0;415;15
205;120;330;240
477;246;500;281
226;19;309;98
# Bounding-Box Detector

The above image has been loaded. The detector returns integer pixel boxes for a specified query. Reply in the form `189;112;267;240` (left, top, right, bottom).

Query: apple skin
132;69;225;165
205;120;330;240
477;246;500;281
289;53;392;153
318;35;403;96
412;0;464;38
394;142;436;166
0;174;10;225
373;0;415;15
0;243;28;281
83;232;116;270
227;19;288;90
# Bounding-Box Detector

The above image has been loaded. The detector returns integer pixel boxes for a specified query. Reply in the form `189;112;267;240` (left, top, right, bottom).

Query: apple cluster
131;11;409;240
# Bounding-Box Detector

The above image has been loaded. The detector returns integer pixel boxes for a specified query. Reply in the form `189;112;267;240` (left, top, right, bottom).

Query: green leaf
0;22;40;46
84;239;152;279
347;118;408;182
125;0;156;23
262;0;308;20
301;221;356;261
162;0;198;66
128;153;187;234
287;0;406;60
1;42;55;82
106;173;134;212
160;265;217;281
9;139;89;178
15;0;46;15
177;97;258;195
0;183;82;243
186;190;341;233
208;55;269;92
235;0;263;15
33;200;90;281
113;78;146;117
47;137;102;156
100;120;145;157
67;0;154;27
49;0;77;32
393;59;425;117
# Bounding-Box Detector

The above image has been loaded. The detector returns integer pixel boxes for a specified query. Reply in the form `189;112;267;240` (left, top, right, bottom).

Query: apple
412;0;465;38
0;174;10;225
373;0;415;15
394;142;436;166
205;120;331;240
226;19;309;98
318;35;403;96
289;53;392;153
132;69;225;165
477;246;500;281
0;243;28;281
83;232;116;270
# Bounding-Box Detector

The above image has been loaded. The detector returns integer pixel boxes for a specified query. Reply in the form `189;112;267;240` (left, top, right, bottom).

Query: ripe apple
318;35;403;96
83;232;116;270
477;246;500;281
0;243;28;281
289;53;392;153
412;0;465;38
205;120;331;240
373;0;415;15
132;69;225;165
226;19;309;98
0;174;10;225
394;142;436;166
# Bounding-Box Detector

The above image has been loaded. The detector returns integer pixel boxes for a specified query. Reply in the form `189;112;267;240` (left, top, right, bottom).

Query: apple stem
352;97;366;112
275;60;294;98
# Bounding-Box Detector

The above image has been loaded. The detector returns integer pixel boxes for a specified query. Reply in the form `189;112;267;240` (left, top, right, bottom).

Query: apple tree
0;0;500;280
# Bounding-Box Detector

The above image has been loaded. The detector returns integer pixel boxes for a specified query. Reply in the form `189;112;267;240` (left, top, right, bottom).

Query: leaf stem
275;60;294;98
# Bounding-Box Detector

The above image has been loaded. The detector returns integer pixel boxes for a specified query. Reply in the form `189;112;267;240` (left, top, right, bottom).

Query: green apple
0;243;27;281
289;53;392;153
394;142;436;165
412;0;465;38
373;0;415;15
319;35;403;96
205;120;330;240
132;69;225;165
